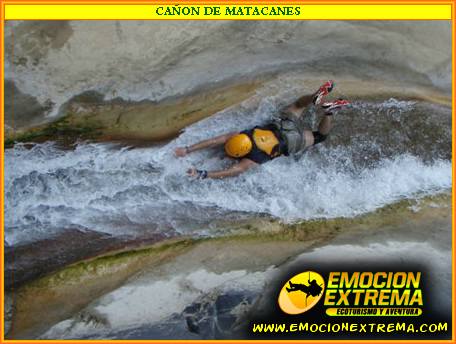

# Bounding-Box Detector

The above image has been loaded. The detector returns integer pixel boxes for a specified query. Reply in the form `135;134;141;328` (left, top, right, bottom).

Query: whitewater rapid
4;97;452;246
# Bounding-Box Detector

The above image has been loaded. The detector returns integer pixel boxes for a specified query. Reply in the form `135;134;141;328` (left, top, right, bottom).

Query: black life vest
241;124;287;164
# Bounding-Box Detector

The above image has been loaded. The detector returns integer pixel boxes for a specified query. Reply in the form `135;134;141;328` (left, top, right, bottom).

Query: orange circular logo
278;271;325;315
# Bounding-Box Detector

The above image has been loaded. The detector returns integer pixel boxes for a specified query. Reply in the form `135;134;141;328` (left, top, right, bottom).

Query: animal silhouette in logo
286;273;323;306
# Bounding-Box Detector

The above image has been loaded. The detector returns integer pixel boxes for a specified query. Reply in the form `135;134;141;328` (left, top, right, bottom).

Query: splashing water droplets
4;98;451;245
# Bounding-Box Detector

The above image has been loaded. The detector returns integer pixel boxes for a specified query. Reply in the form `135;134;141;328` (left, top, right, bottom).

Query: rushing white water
4;97;452;246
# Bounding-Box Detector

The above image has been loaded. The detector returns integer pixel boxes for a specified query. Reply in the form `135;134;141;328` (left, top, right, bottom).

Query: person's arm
188;158;258;179
174;132;238;157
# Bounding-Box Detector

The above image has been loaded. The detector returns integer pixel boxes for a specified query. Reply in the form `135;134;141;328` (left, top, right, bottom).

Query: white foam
4;146;451;244
4;98;452;245
164;151;451;221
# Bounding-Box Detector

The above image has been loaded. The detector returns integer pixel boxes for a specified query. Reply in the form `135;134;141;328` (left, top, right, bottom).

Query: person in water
174;81;350;179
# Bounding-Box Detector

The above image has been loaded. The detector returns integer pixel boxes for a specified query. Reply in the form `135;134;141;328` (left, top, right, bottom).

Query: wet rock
182;289;257;339
5;229;170;289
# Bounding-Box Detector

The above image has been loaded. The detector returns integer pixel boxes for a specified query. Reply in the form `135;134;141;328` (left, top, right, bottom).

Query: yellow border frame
0;2;454;344
3;4;452;19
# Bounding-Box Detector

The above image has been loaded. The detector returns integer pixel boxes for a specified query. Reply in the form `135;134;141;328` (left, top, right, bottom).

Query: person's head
224;133;252;158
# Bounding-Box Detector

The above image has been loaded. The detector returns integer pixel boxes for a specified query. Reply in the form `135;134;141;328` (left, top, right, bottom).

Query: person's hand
186;167;197;177
186;167;208;179
174;146;188;157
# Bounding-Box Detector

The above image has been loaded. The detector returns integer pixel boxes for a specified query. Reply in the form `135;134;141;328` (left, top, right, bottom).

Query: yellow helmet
224;133;253;158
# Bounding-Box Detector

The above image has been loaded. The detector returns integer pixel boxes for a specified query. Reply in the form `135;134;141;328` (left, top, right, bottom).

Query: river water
5;96;452;246
3;20;453;339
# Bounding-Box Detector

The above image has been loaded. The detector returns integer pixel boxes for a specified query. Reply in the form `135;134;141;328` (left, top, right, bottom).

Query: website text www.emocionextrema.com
251;322;448;334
